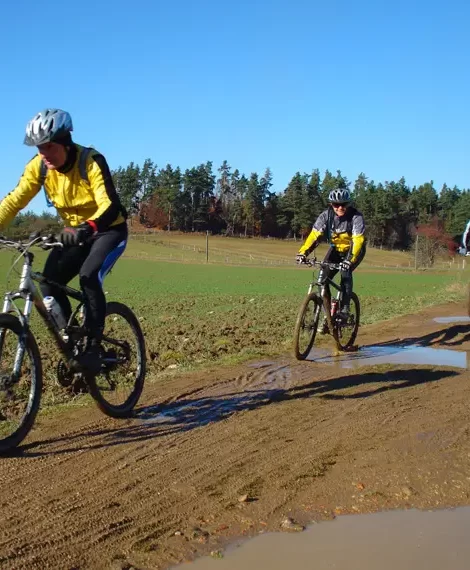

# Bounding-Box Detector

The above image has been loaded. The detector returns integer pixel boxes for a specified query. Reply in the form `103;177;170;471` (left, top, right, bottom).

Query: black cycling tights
40;223;128;334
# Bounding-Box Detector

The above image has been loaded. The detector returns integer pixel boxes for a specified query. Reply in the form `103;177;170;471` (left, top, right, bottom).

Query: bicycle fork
0;293;35;383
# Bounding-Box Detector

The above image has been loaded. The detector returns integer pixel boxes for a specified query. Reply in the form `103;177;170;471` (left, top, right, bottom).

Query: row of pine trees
111;159;468;249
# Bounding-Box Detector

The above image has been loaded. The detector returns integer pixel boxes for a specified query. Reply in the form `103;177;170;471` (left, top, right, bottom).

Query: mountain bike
293;258;360;360
0;233;146;454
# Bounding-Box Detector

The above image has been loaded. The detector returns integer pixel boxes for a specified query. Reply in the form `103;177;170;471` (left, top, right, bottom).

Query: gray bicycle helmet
328;188;351;204
24;108;73;146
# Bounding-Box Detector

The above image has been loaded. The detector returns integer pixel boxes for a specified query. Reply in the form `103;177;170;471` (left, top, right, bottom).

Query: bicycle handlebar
0;232;63;253
299;258;341;271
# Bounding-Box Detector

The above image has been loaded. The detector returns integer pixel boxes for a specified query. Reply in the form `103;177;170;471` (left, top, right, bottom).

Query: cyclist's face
37;142;67;169
332;203;348;215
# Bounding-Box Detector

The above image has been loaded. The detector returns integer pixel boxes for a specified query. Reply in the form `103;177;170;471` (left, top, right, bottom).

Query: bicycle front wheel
293;293;323;360
333;292;360;350
0;314;42;454
87;302;146;418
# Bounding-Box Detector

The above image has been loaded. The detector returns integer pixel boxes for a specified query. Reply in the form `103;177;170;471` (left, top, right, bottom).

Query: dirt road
1;302;470;569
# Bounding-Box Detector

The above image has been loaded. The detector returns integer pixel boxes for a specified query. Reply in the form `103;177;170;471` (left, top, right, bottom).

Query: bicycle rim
87;302;146;418
293;293;322;360
0;315;42;454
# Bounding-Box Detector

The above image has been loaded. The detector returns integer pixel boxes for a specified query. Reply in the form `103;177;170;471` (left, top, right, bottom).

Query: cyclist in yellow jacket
0;108;128;373
296;187;366;322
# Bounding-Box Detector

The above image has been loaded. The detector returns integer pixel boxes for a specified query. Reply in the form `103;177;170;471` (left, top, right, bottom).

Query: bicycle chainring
56;360;74;388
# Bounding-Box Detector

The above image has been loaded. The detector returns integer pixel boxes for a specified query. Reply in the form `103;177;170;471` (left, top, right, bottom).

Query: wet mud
1;303;470;569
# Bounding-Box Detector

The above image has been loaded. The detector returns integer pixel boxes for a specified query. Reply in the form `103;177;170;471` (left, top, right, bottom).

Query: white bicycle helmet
24;109;73;146
328;188;351;204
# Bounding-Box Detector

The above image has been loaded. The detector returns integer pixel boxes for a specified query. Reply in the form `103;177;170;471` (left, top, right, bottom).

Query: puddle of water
177;507;470;570
433;316;470;324
309;345;468;369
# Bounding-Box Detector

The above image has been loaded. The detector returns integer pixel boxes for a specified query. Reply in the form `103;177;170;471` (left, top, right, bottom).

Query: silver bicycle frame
1;249;72;377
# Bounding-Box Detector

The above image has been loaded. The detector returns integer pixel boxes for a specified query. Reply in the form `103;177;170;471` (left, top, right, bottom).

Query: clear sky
0;0;468;213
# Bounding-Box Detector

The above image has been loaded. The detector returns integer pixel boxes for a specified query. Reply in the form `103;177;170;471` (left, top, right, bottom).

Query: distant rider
459;220;470;255
295;188;366;322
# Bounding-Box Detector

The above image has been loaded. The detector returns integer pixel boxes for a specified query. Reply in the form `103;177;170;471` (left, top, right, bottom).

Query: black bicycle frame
305;260;343;334
308;262;342;300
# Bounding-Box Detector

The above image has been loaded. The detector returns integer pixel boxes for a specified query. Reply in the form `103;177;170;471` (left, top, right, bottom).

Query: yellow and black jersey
0;144;126;231
299;207;366;262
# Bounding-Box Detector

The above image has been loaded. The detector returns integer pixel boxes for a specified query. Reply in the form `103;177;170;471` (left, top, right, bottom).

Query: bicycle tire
293;292;323;360
86;302;146;418
0;314;42;454
333;292;360;350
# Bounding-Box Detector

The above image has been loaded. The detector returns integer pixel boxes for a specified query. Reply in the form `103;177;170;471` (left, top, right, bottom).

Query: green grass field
0;235;467;394
126;232;420;268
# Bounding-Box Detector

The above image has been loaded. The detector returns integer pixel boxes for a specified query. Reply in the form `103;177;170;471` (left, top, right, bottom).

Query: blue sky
0;0;469;213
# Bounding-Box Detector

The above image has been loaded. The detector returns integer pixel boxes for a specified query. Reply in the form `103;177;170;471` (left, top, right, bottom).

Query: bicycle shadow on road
367;323;470;349
16;366;459;458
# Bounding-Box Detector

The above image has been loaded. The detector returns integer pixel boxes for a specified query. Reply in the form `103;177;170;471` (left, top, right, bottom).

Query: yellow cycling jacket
0;144;126;232
299;207;366;262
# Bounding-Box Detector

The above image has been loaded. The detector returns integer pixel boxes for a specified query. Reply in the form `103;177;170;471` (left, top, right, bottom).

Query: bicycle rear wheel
86;302;146;418
293;293;323;360
0;314;42;454
333;292;360;350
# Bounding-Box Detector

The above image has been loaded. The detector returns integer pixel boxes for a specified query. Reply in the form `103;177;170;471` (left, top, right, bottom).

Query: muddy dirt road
1;302;470;569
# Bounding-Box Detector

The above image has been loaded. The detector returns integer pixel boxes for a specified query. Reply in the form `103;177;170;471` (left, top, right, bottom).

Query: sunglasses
331;203;348;208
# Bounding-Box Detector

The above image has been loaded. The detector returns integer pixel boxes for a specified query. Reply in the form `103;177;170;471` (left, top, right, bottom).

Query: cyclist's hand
296;254;307;265
60;222;94;247
458;246;467;256
339;259;352;272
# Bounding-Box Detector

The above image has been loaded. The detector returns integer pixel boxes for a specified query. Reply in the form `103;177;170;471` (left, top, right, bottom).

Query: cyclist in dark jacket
296;187;366;321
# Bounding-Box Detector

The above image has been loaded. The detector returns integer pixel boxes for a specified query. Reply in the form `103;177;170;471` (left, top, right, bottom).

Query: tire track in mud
138;360;293;428
0;361;303;569
0;360;393;568
1;304;470;569
3;360;346;568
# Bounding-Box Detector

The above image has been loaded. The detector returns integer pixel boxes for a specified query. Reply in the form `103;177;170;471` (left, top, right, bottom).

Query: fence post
414;234;418;270
206;231;209;263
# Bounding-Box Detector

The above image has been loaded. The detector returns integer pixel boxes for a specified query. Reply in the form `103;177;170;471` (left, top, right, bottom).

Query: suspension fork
0;293;11;357
12;295;36;379
1;256;35;375
0;293;34;381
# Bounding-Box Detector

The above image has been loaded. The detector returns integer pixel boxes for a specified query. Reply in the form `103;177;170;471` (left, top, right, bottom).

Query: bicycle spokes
86;302;145;417
0;325;40;447
333;293;360;350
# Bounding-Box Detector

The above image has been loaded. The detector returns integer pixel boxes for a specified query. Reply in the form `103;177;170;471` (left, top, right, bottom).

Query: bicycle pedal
70;375;89;395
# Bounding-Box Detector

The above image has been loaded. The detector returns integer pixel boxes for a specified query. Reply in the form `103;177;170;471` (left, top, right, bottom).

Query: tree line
112;159;469;249
6;159;468;252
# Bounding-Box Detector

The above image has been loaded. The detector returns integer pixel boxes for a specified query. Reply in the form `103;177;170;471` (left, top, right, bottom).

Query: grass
0;235;467;412
126;232;419;268
96;256;467;373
